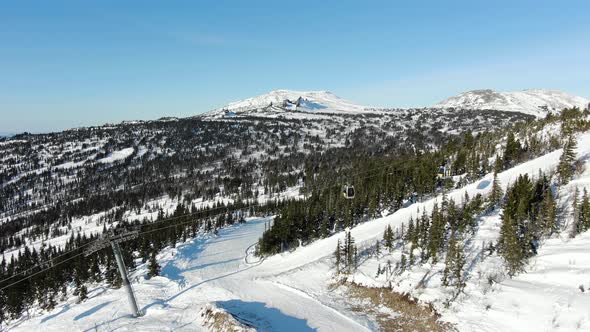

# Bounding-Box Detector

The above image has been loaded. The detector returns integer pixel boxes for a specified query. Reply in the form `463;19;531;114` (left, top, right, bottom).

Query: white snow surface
205;89;368;117
205;88;589;119
97;147;134;163
8;132;590;332
434;89;589;117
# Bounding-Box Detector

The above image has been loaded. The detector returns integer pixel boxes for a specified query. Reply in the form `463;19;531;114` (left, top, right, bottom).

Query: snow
204;89;369;117
434;89;589;117
9;218;372;331
7;131;590;331
97;147;134;163
203;88;588;120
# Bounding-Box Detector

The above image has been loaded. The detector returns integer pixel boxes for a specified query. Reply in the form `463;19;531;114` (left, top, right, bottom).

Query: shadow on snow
216;299;316;332
74;301;113;321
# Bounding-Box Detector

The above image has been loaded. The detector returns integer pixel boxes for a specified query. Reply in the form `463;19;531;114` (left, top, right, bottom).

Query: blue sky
1;0;589;133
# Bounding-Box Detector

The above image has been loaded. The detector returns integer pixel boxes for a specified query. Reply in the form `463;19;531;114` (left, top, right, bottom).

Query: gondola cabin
437;165;451;179
343;185;355;199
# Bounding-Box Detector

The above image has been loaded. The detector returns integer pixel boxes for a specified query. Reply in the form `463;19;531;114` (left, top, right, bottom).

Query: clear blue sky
1;0;589;133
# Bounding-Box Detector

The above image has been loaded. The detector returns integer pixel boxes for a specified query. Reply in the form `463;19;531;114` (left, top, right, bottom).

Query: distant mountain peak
203;89;366;117
434;89;589;117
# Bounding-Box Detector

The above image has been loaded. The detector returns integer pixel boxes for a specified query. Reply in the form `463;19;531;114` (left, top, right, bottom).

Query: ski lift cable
0;166;398;289
0;250;86;292
0;239;98;286
0;160;433;290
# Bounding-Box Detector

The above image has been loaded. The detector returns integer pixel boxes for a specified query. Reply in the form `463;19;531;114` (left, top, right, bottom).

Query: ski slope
8;132;590;331
8;219;372;331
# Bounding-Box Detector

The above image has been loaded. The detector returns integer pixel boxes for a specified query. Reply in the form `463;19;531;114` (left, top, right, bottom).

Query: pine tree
499;214;525;276
577;189;590;234
557;135;577;184
442;235;457;287
427;203;445;263
452;237;466;291
399;254;407;273
346;232;355;273
488;171;503;209
78;285;88;303
334;239;342;274
571;187;580;237
539;188;556;235
147;250;161;279
374;240;381;258
353;246;358;271
383;225;394;251
405;217;415;242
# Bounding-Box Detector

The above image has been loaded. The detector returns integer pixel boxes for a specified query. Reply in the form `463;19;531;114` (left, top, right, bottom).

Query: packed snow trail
9;219;371;331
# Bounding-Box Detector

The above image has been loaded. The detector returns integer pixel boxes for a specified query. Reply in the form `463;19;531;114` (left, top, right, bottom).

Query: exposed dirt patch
344;282;455;332
199;304;256;332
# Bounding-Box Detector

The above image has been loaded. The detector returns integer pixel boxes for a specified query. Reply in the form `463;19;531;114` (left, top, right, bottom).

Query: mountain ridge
203;88;589;119
433;88;589;117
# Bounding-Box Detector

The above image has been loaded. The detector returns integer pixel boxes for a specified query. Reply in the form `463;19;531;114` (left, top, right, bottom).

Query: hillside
434;89;589;117
1;90;589;331
6;117;590;331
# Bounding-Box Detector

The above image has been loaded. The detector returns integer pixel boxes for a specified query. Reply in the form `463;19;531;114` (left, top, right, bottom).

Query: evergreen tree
399;254;407;273
557;135;577;184
374;240;381;258
571;187;580;237
452;237;466;291
503;132;522;169
488;171;503;209
575;189;590;235
539;187;556;235
442;235;456;287
427;203;445;263
334;239;342;274
499;213;525;276
383;225;394;251
147;250;161;279
77;285;88;303
346;232;355;273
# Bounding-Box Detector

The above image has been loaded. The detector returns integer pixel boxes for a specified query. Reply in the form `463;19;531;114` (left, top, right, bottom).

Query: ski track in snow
9;219;368;331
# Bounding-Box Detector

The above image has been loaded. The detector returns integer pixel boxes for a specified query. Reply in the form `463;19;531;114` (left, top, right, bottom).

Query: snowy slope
205;88;589;119
204;89;368;117
8;219;371;332
434;89;589;117
10;130;590;331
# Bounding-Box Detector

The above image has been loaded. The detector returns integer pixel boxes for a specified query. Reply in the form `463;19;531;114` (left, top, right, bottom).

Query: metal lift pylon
85;228;143;317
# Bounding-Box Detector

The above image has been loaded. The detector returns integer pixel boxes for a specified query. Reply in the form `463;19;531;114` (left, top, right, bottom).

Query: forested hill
257;107;590;255
2;94;587;325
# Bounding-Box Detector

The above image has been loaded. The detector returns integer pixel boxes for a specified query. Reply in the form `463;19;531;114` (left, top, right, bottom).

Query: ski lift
409;192;418;204
437;165;451;179
342;184;355;199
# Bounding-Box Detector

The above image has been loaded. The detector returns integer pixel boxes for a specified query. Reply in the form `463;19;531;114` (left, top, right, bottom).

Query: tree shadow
477;179;491;190
142;263;258;314
41;303;71;324
73;301;113;321
216;299;316;331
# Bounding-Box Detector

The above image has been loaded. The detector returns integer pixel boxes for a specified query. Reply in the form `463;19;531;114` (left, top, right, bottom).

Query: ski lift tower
85;228;142;317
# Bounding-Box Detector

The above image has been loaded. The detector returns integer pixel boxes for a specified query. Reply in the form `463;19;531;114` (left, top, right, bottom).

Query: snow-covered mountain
204;89;367;117
206;88;589;119
434;89;589;117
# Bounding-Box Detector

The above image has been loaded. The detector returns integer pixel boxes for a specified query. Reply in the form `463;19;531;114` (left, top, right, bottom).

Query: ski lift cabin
343;185;355;199
437;165;451;179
